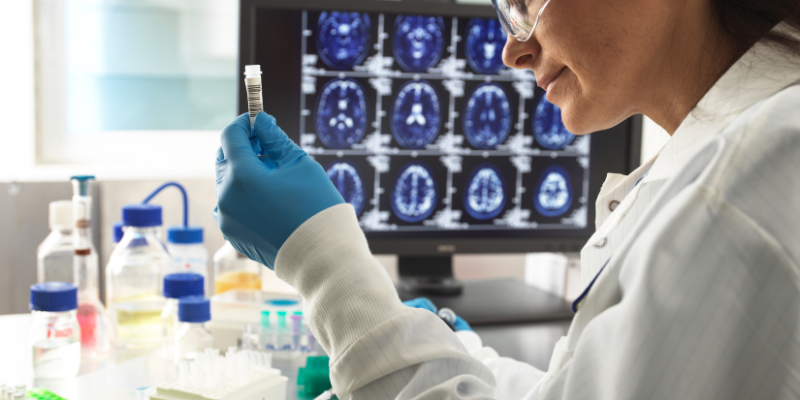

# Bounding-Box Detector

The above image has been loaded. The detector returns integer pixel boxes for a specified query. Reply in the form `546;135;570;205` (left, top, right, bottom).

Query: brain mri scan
327;160;366;216
464;163;506;220
463;83;513;149
391;80;442;149
534;165;573;217
316;12;371;70
392;15;445;72
533;97;575;150
391;161;438;223
315;78;368;149
465;18;506;74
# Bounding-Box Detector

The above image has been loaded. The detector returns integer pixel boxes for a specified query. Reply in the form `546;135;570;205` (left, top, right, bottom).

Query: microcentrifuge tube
244;65;263;126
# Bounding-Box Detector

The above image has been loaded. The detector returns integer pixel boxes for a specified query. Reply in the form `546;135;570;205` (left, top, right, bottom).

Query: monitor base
397;278;574;325
396;276;464;296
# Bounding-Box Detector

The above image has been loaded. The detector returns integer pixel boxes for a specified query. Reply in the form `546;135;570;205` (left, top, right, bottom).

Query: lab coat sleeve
276;203;524;399
537;184;800;399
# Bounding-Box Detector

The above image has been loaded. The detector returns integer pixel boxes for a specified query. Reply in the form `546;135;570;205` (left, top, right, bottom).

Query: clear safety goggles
491;0;552;42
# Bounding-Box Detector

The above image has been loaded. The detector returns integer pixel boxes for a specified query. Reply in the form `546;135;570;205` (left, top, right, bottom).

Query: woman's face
502;0;689;134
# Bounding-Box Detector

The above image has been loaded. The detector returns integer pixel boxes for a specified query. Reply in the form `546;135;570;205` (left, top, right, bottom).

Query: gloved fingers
220;113;257;160
253;112;306;163
453;315;472;332
403;297;438;313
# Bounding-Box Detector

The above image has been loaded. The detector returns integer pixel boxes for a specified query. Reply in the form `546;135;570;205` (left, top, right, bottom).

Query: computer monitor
239;0;641;299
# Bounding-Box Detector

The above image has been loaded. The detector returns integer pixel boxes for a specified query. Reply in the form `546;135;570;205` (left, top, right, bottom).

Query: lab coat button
608;200;620;212
593;237;607;248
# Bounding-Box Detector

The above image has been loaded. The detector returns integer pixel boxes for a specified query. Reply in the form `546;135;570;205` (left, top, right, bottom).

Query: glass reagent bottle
175;296;213;363
213;241;262;294
29;282;81;379
161;272;204;359
166;226;208;291
106;204;168;349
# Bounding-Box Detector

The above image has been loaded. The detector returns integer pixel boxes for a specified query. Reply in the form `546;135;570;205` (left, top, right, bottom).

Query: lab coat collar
643;22;800;184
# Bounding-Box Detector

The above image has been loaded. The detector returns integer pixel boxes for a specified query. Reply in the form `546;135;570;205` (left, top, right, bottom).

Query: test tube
244;65;263;126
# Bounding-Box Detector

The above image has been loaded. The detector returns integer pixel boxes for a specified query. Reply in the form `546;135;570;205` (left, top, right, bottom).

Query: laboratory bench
0;313;570;399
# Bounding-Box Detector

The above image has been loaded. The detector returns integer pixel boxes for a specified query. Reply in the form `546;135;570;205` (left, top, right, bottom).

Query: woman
213;0;800;398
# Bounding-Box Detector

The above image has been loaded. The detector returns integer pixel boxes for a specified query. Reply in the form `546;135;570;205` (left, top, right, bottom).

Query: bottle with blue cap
112;221;124;246
106;203;169;349
29;282;81;379
175;296;213;363
166;226;209;292
161;272;204;359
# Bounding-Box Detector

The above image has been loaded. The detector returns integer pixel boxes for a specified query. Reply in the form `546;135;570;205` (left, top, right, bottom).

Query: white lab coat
275;23;800;399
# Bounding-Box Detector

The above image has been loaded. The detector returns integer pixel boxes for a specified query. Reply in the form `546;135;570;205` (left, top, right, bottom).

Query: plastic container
244;64;263;126
162;272;205;359
175;296;213;363
166;226;208;291
36;200;73;283
71;175;112;357
106;204;169;349
213;242;262;294
29;282;81;379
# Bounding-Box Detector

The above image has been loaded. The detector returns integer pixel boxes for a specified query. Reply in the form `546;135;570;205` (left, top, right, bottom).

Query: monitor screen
242;0;640;253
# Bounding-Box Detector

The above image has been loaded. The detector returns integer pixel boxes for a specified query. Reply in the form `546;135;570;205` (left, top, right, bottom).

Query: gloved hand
403;297;472;331
213;112;344;269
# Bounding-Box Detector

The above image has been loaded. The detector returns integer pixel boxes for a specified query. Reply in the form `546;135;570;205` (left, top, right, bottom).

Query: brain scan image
533;97;576;150
316;12;371;70
392;15;445;72
465;18;506;74
464;163;506;220
463;83;513;149
391;161;438;223
327;160;366;216
534;165;573;217
391;80;441;149
315;78;368;149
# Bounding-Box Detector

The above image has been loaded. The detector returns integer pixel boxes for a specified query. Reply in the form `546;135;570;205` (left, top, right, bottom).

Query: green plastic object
297;356;332;399
27;388;68;400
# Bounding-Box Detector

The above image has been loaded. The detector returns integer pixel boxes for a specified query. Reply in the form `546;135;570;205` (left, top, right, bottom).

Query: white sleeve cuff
274;203;407;359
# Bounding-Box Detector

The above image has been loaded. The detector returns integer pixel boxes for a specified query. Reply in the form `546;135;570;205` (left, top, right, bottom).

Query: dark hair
713;0;800;57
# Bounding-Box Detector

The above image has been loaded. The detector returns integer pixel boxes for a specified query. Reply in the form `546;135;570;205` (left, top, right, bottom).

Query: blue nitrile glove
451;314;472;332
402;297;438;313
403;297;472;331
213;112;345;269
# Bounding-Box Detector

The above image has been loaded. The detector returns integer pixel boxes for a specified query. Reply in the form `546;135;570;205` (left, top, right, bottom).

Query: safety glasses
491;0;552;42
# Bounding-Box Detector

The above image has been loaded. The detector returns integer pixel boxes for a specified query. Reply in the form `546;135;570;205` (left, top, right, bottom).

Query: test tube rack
150;348;287;400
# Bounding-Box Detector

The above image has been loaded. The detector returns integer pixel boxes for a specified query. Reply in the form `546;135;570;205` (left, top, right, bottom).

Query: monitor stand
396;256;463;296
395;255;574;325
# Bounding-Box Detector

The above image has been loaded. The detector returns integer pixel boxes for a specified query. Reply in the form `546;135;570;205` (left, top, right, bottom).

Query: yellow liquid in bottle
114;295;164;349
215;271;261;294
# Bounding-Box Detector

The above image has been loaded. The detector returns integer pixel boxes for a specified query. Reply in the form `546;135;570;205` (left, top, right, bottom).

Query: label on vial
245;77;263;119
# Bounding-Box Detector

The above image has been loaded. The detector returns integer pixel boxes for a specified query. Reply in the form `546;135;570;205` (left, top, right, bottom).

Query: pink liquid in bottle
77;303;97;347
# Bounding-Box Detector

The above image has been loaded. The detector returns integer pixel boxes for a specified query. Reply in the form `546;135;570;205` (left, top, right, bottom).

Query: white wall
0;0;36;180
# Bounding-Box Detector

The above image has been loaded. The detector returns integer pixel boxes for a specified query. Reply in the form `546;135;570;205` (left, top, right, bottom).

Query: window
35;0;238;175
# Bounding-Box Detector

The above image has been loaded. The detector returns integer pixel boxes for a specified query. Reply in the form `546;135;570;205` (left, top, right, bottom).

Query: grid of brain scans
299;10;590;232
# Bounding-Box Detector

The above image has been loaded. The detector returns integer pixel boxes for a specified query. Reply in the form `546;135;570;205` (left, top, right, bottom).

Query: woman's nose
502;34;540;70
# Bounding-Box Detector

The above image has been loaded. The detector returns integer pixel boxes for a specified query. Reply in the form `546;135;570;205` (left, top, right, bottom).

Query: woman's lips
537;67;566;93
